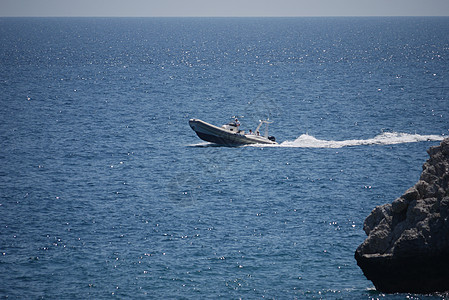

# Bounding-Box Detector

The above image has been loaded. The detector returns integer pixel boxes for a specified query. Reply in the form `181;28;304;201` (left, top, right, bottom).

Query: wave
272;132;445;148
187;141;218;147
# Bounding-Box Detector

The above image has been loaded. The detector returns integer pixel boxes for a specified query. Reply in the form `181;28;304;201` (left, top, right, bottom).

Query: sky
1;0;449;17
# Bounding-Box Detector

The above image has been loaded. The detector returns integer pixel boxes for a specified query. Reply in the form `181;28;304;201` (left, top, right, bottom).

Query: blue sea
1;17;448;299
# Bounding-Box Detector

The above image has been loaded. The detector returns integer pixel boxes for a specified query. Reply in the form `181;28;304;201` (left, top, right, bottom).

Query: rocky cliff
355;138;449;294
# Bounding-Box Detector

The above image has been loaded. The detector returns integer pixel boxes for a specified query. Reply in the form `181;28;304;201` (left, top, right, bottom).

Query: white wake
271;132;445;148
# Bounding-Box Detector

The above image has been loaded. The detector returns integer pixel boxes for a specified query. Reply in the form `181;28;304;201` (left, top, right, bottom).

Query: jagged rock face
355;138;449;294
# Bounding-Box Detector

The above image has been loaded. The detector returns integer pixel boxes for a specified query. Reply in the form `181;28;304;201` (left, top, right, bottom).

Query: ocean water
0;17;448;299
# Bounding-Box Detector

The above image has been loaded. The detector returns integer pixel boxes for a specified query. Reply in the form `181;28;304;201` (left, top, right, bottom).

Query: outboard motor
268;136;276;142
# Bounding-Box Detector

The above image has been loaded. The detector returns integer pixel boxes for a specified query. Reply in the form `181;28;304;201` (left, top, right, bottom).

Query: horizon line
1;15;449;18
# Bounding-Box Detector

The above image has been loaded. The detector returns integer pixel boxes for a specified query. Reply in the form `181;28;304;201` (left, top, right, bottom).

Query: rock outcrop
355;138;449;294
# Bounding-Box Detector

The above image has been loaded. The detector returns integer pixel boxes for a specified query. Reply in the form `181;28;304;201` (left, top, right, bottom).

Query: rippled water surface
1;17;448;298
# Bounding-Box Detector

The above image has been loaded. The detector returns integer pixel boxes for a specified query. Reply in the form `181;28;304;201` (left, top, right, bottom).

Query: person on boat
256;131;260;136
248;129;253;135
235;118;240;127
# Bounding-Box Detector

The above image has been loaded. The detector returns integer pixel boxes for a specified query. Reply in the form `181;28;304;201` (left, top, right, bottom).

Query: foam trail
277;132;445;148
187;141;213;147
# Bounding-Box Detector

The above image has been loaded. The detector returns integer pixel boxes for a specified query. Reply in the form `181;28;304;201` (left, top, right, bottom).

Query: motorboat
189;118;277;146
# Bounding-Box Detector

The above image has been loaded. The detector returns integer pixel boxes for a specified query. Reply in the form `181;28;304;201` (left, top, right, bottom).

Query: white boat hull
189;119;277;146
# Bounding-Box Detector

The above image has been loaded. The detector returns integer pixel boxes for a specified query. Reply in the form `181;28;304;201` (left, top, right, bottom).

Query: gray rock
363;204;392;235
355;138;449;294
391;197;407;213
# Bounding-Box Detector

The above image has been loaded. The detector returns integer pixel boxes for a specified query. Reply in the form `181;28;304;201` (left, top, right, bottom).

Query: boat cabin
221;121;243;133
